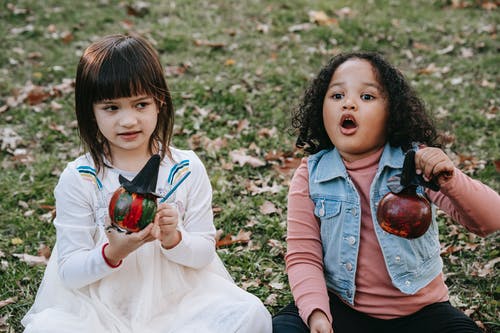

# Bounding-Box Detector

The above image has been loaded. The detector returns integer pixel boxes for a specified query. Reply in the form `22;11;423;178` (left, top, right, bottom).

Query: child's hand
308;309;333;333
415;147;454;186
152;202;182;249
104;218;156;265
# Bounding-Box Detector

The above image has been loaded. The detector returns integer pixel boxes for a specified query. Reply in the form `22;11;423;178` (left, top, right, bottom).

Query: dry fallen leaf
193;39;226;48
308;10;338;26
264;293;278;306
230;149;266;167
13;253;48;266
216;229;252;248
245;179;283;195
475;257;500;277
0;297;17;309
260;201;281;215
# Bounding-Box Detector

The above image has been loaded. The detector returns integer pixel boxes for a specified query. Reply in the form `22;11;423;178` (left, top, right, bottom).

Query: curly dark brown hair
293;52;439;154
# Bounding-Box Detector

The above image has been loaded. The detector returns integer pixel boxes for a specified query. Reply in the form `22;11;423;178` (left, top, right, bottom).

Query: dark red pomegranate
376;150;438;239
377;185;431;239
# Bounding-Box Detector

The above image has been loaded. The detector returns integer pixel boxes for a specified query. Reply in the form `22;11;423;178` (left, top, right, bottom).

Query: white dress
22;148;272;333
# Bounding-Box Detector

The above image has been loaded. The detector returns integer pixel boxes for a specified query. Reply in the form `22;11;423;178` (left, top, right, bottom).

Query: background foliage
1;0;498;332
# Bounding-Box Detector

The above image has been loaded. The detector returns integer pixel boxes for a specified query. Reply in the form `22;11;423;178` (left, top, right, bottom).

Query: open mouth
341;115;357;130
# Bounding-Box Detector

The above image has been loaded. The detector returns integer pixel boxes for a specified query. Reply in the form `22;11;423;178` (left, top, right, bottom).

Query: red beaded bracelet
101;242;122;268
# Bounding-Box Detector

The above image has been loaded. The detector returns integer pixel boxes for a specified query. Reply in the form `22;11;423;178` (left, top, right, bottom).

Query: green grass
1;0;499;332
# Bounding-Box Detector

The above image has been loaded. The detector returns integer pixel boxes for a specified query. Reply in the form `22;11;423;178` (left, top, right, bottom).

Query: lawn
0;0;498;332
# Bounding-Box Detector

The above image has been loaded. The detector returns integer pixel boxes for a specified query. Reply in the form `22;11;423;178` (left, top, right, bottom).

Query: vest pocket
314;199;342;219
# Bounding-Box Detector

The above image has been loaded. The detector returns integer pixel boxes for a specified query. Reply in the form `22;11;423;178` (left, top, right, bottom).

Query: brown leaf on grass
245;179;283;195
264;150;302;176
215;229;252;248
60;31;73;44
240;280;260;290
273;156;302;176
0;127;22;150
165;64;190;77
13;253;48;266
457;154;486;174
230;149;266;167
412;41;432;51
308;10;338;26
48;123;69;136
288;23;313;32
474;257;500;277
38;244;51;259
494;160;500;173
236;119;249;133
257;127;277;138
260;201;281;215
269;280;285;290
126;2;150;17
27;85;50;105
264;293;278;306
212;206;222;216
0;297;17;309
440;244;463;255
193;39;226;49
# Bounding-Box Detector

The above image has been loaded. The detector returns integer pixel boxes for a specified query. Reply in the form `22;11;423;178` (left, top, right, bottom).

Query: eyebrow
95;95;152;105
328;81;382;90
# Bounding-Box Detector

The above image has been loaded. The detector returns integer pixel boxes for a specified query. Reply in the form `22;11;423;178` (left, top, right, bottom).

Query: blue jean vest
307;142;442;305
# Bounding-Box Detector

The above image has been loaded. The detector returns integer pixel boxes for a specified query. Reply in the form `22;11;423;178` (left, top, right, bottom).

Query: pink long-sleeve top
286;148;500;325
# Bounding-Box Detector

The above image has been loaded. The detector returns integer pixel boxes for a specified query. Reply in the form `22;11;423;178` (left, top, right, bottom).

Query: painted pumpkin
108;154;161;233
109;187;157;232
376;185;431;239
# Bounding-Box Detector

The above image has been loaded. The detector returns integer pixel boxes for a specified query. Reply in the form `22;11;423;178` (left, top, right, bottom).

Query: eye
331;93;344;100
102;105;118;111
361;94;374;101
136;98;153;109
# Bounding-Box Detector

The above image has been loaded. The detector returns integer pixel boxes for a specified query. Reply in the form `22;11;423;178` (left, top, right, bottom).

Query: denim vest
307;143;442;305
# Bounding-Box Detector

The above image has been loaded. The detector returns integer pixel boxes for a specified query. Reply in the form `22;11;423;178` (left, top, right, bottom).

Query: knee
272;313;308;333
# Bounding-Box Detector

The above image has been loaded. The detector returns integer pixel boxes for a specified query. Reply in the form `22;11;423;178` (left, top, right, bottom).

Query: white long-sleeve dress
22;148;272;333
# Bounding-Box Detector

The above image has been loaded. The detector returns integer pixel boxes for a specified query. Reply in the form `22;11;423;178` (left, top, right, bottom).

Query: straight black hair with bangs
75;34;174;172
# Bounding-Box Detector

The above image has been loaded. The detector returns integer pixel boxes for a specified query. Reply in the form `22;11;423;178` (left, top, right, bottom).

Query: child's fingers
135;223;155;240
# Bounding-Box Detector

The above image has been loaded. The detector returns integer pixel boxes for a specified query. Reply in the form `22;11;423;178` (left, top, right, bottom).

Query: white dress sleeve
160;151;216;268
54;164;119;289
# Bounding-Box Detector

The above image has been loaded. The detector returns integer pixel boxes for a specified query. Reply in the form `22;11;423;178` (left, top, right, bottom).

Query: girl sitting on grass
272;52;499;333
22;34;272;333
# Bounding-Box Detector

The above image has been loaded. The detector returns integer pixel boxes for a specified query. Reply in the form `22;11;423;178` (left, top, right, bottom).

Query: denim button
351;208;357;216
395;256;401;263
346;262;353;271
348;236;356;245
405;280;411;286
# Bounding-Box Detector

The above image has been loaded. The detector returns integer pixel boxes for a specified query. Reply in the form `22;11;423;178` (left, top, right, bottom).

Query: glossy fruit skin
376;186;431;239
109;187;157;232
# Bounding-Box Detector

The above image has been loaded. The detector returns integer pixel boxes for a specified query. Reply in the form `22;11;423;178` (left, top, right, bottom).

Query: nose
342;97;357;111
119;109;138;127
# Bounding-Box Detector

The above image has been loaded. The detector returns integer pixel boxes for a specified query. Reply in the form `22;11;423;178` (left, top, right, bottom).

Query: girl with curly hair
272;52;499;333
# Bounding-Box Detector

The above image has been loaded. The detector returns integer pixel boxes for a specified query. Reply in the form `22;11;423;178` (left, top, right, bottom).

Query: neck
109;151;154;172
